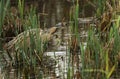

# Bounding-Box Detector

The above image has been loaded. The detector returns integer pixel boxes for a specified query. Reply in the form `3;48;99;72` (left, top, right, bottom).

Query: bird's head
47;22;67;34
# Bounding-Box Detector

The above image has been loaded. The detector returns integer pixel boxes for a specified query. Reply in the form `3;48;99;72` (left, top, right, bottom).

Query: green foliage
96;0;106;17
0;0;10;50
1;0;120;79
18;0;24;19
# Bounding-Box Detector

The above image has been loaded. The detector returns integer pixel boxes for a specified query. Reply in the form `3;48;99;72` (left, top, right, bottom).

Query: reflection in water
38;0;95;27
1;0;97;79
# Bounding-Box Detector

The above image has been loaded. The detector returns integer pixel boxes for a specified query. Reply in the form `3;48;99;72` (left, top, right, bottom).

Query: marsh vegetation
0;0;120;79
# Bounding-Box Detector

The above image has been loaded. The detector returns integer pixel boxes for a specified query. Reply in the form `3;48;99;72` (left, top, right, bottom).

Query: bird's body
3;27;58;51
2;27;59;74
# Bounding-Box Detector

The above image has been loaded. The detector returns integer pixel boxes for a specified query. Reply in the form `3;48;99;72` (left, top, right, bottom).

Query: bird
4;27;58;50
3;26;60;62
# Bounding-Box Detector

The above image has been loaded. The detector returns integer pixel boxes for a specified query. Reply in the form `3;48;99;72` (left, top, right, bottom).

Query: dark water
1;0;111;79
10;0;95;27
37;0;95;27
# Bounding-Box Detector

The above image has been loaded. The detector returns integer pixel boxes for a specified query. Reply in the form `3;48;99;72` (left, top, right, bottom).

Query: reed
0;0;120;79
0;0;10;50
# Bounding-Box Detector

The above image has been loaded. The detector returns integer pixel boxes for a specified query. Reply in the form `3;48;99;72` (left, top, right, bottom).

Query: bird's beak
48;27;59;34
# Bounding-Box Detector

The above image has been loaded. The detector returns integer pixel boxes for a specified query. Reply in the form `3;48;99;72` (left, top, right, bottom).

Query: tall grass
0;0;10;50
18;0;24;19
67;0;81;78
67;0;120;79
80;1;120;79
96;0;106;17
0;0;10;78
1;0;120;79
2;0;49;78
13;1;45;78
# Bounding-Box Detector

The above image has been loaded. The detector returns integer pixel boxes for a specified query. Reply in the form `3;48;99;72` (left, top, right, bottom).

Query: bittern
5;27;59;49
3;26;60;61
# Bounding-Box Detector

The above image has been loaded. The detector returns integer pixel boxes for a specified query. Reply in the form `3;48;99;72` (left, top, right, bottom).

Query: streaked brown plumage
2;26;59;72
3;27;58;51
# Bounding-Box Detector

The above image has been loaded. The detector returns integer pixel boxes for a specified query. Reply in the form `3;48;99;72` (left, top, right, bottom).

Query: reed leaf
107;64;116;79
116;16;120;28
18;0;24;19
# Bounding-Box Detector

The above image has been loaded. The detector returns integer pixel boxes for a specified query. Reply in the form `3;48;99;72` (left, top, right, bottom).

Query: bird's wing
4;28;43;50
4;27;58;51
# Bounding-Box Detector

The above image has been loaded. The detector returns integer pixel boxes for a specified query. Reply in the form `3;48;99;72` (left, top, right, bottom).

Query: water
1;0;120;78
